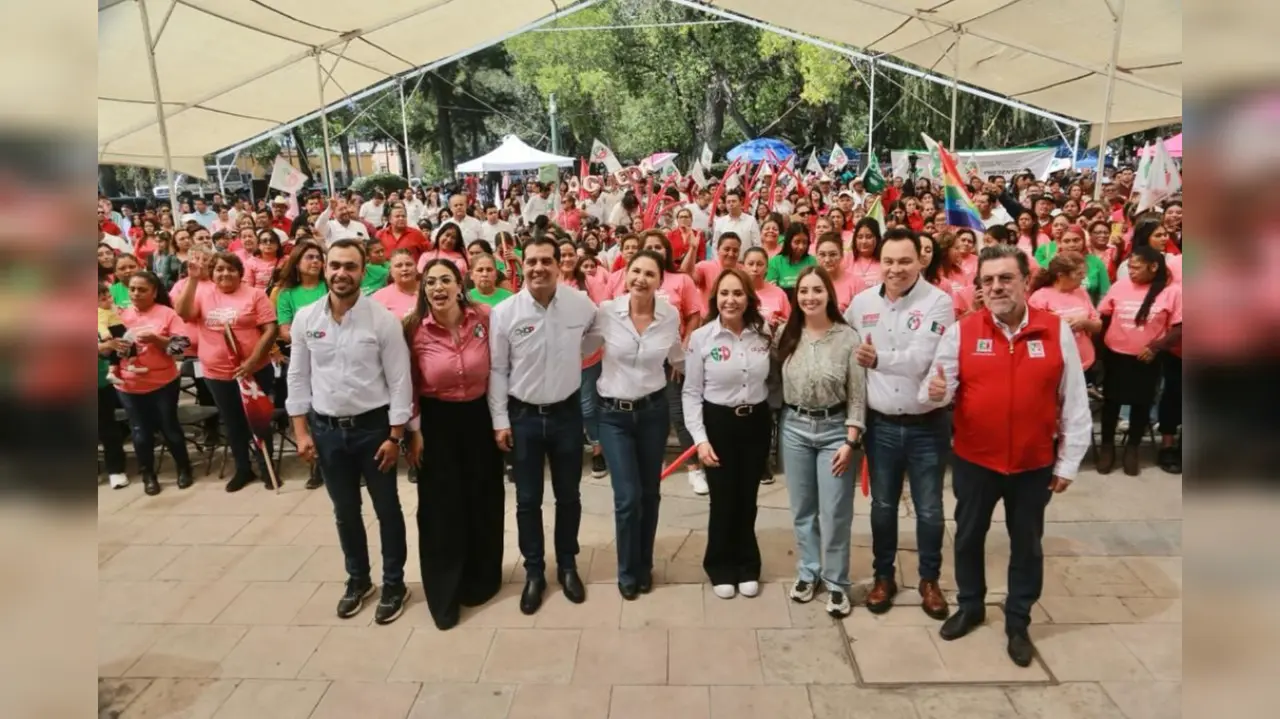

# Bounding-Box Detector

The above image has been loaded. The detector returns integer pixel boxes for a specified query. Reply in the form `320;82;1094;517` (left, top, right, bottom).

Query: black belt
706;401;766;417
869;408;945;426
312;405;389;430
510;392;577;415
599;389;665;413
785;403;846;419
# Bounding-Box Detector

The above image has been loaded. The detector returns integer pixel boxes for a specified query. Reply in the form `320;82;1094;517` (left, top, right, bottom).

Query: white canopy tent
455;135;575;174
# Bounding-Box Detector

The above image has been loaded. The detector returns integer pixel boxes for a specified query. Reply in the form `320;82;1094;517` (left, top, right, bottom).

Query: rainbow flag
921;133;985;232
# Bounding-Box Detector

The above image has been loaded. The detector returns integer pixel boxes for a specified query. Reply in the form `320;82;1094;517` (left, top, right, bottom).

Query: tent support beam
866;58;875;160
1070;125;1081;171
949;31;960;152
314;51;336;195
217;149;239;195
399;79;412;178
136;0;179;217
1094;0;1127;199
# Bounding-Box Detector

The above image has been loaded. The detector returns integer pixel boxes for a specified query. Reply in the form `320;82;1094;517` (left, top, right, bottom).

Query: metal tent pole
314;51;336;195
1094;0;1127;199
949;32;961;152
867;58;875;160
1070;125;1081;171
399;79;412;179
136;0;179;217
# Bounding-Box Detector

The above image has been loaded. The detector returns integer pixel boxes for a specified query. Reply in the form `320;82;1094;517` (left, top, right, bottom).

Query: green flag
861;162;886;193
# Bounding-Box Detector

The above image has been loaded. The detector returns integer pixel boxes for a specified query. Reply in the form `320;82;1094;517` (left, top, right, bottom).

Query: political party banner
590;139;623;174
889;146;1057;182
268;155;307;194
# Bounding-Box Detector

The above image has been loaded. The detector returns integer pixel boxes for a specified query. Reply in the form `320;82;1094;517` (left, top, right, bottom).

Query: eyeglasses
423;275;457;288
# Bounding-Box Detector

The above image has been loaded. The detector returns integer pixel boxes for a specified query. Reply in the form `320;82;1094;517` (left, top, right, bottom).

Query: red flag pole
661;445;699;480
224;326;281;493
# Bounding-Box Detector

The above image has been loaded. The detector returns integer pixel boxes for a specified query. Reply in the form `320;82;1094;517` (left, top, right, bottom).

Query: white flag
269;155;307;194
689;160;708;188
700;143;714;168
724;172;741;191
1133;143;1154;192
1137;138;1182;213
829;144;849;171
805;149;822;176
590;139;623;174
658;160;681;182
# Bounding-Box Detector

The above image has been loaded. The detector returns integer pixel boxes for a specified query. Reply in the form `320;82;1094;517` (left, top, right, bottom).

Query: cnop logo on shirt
306;330;326;339
205;307;238;328
709;345;732;362
513;324;536;337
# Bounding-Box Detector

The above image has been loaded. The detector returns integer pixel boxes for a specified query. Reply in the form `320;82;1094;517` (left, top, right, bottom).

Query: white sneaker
826;588;852;617
738;581;760;598
712;583;736;599
1117;419;1130;433
108;473;129;489
688;468;709;495
789;579;815;603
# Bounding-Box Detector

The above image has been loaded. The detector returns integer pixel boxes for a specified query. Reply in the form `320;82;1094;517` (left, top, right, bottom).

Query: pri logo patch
906;310;923;331
1027;340;1045;358
513;324;536;338
473;323;487;340
305;330;326;339
708;345;732;362
975;338;994;355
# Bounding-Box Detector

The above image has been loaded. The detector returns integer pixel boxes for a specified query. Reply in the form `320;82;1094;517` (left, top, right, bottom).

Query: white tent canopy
455;135;575;173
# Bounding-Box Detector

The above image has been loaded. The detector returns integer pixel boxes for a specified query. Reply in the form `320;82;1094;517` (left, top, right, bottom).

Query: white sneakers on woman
738;581;760;598
712;581;759;599
688;468;709;495
108;473;129;489
713;584;736;599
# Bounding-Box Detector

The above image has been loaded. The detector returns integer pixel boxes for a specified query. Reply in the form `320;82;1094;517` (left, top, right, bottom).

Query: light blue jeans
780;408;855;590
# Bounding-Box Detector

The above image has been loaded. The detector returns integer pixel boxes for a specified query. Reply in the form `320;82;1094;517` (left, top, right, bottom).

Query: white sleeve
1054;319;1093;480
918;321;960;407
879;292;954;378
315;207;333;242
285;309;313;417
487;302;513;431
682;330;709;446
379;308;414;427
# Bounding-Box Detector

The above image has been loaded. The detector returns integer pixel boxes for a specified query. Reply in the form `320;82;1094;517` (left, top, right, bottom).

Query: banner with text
889;146;1057;182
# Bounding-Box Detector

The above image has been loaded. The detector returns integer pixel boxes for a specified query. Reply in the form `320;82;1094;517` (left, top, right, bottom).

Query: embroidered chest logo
513;324;536;338
709;345;732;362
862;312;880;327
975;338;994;355
305;330;326;339
1027;340;1046;358
473;324;487;339
906;310;923;331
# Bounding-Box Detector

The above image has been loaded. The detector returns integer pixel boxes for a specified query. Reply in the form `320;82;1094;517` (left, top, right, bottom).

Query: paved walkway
99;454;1181;718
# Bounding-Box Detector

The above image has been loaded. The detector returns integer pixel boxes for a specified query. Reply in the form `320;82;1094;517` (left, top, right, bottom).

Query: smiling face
522;242;559;292
717;238;741;267
423;262;461;314
558;243;579;277
978;256;1027;318
879;238;920;295
438;226;461;252
795;272;830;318
98;245;115;269
715;272;748;322
919;235;934;269
854;225;877;258
815;239;842;275
626;254;663;297
212;258;242;292
297;246;323;280
761;220;780;243
325;245;364;299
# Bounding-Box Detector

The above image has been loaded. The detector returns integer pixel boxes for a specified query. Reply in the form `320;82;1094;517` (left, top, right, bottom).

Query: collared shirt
681;318;773;446
684;201;713;234
191;209;217;229
487;285;599;430
843;279;954;416
411;305;491;403
921;310;1092;479
522;195;553;224
588;296;685;400
285;293;414;426
712;213;762;257
376;225;430;261
433;216;484;246
315;208;370;244
479;219;514;246
779;324;867;430
358;200;385;227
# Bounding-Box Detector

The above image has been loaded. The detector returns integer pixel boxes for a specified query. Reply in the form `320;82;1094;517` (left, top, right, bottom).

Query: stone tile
709;685;814;719
214;581;319;626
98;678;150;717
757;628;857;684
458;583;537;628
128;515;193;544
787;594;837;628
480;628;580;684
100;543;126;566
1101;682;1183;719
620;583;705;628
99;581;180;624
843;603;949;630
126;625;249;678
223;545;316;582
291;546;350;583
210;679;328;719
1121;557;1182;598
1047;557;1152;598
154;581;249;624
507;684;610;719
927;617;1050;683
292;581;374;626
99;514;147;545
1111;624;1182;681
216;625;329;679
702;582;791;628
119;678;239;719
533;585;622;628
1120;597;1181;623
226;514;315;545
1038;596;1136;624
1005;683;1127;719
298;625;412;681
572;628;667;685
807;685;919;718
290;513;346;546
669;628;763;685
850;625;948;684
99;623;162;677
309;681;420;719
155;546;252;582
388;627;495;683
910;687;1019;719
1029;625;1151;681
407;684;515;719
609;686;710;719
164;515;255;545
100;545;186;581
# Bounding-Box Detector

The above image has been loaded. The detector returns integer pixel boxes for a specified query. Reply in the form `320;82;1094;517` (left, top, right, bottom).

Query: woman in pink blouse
1028;253;1102;373
813;234;863;313
417;221;469;277
372;249;420;318
403;258;503;630
687;233;742;307
843;218;882;288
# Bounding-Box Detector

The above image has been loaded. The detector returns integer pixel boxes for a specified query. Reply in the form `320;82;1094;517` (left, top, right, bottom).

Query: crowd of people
97;157;1182;665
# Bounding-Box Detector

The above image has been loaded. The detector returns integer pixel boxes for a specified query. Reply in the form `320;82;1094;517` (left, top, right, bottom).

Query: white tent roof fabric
455;135;575;173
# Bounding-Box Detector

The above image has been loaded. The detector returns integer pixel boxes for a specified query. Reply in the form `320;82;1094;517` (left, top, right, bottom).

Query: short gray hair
977;243;1030;279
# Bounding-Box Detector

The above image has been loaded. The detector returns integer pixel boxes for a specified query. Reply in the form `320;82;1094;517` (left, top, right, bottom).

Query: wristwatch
844;438;861;449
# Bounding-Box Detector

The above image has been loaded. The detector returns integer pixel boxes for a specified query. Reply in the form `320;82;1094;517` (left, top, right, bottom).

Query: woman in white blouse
774;266;867;617
683;267;776;600
586;250;685;600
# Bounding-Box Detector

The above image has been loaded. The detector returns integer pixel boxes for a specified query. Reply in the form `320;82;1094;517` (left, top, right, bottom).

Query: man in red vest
920;243;1091;667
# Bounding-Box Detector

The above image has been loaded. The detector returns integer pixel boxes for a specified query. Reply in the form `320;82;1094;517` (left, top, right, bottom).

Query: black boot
176;464;194;489
1157;446;1182;474
142;472;161;496
306;464;324;490
225;472;252;493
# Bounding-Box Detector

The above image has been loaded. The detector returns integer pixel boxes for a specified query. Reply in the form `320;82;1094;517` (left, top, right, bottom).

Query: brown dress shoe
865;577;897;614
1096;443;1116;474
919;579;949;620
1122;445;1140;476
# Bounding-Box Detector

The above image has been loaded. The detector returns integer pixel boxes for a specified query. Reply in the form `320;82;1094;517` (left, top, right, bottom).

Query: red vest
953;307;1064;475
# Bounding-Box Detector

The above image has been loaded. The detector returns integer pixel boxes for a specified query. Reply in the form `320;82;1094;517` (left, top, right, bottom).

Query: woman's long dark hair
920;234;944;284
558;240;587;288
1128;245;1168;327
277;240;326;291
640;231;679;273
98;242;117;282
782;223;810;262
1130;218;1165;251
127;270;174;308
775;266;846;364
852;218;882;260
704;267;766;336
1016;208;1040;252
402;258;471;345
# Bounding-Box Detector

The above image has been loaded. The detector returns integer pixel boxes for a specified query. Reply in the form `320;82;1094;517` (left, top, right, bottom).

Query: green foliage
349;172;409;195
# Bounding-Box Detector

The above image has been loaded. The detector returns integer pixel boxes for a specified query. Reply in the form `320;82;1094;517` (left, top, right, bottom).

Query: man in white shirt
521;182;554;225
712;190;761;257
479;203;514;245
770;186;793;217
316;197;371;244
358;191;386;228
488;236;599;616
683;186;713;235
403;193;425;227
583;187;608;224
921;243;1090;667
843;227;955;622
435;193;483;246
974;191;1014;229
288;238;414;625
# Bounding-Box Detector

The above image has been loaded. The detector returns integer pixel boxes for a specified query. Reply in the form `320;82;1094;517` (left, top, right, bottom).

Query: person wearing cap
845;182;867;210
269;196;293;234
921;243;1090;667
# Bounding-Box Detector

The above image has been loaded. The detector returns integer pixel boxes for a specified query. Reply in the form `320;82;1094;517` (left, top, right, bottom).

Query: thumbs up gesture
927;365;948;403
855;333;878;369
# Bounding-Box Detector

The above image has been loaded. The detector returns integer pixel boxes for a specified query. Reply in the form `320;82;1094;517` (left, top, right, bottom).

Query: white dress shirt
588;296;685;400
584;195;608;223
358;200;385;227
403;198;426;227
434;216;484;246
479;219;514;246
315;208;370;244
684;201;713;234
921;311;1092;479
488;285;600;431
681;319;773;446
712;213;762;257
522;194;553;224
285;293;414;426
843;280;954;416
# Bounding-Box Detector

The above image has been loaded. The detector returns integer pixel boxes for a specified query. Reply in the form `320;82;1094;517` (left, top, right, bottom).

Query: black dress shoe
1007;630;1035;667
1096;443;1116;474
618;582;639;601
638;573;653;594
520;576;547;615
175;466;193;489
142;472;161;496
939;609;986;641
225;472;252;493
559;568;586;604
1158;446;1182;474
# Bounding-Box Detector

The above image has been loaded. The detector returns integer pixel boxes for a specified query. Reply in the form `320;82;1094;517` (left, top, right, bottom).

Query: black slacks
702;402;771;586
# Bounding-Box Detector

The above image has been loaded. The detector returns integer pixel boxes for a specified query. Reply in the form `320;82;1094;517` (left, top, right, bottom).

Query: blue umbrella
725;138;796;163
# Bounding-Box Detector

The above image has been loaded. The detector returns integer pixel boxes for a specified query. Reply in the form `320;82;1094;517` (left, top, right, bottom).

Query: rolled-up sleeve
285;309;313;417
682;331;709;446
379;308;414;426
844;329;867;430
1054;319;1092;480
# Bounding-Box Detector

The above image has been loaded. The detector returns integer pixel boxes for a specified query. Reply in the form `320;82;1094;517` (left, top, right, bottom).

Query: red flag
222;326;275;440
859;455;870;497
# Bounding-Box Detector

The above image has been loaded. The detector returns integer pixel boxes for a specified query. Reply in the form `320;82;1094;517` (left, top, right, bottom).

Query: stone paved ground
99;449;1181;718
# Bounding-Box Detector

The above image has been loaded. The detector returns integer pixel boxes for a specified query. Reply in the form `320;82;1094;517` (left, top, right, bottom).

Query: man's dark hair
326;238;367;267
523;234;561;263
976;243;1031;279
876;227;921;260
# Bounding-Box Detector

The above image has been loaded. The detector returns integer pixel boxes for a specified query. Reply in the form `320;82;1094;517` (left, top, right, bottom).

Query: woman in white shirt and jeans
683;267;776;599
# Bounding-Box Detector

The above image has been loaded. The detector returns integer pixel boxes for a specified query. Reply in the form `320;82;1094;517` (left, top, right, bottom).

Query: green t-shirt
110;281;131;309
765;253;817;289
361;262;390;295
468;286;513;307
1034;243;1111;305
276;282;328;326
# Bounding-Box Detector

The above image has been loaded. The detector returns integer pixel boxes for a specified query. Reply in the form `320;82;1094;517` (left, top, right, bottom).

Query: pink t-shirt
411;305;490;402
959;254;978;283
583;273;611;305
243;255;277;291
1017;234;1050;257
372;284;418;318
829;270;864;313
844;256;881;288
190;283;277;381
118;303;183;394
754;281;791;325
934;275;975;320
1028;286;1100;370
169;277;213;355
1098;281;1182;357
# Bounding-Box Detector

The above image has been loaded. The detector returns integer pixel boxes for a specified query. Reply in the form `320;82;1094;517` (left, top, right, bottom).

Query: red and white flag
829;144;850;171
590;139;623;174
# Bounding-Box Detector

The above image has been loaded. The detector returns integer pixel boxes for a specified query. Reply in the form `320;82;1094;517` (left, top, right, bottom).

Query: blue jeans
204;365;275;478
780;409;855;590
580;362;602;446
864;411;949;582
596;393;669;589
510;395;584;578
116;378;191;474
311;414;406;586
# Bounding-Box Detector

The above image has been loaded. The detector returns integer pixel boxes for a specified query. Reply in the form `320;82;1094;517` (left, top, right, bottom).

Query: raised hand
855;333;877;369
927;365;948;403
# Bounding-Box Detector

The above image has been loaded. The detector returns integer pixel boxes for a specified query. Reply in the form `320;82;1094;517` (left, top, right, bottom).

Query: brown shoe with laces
865;577;897;614
919;579;949;620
